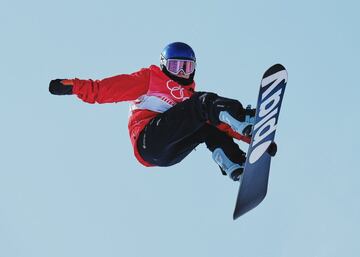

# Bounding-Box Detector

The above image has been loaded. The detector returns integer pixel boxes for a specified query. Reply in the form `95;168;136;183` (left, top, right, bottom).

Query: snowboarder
49;42;275;181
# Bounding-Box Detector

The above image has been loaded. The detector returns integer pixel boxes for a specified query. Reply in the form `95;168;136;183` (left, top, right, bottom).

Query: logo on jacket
166;80;190;100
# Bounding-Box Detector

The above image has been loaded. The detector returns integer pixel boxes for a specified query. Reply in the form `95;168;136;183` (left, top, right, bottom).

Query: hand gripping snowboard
233;64;288;220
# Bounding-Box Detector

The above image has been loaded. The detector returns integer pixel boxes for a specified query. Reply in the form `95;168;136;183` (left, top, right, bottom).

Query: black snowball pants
137;93;245;167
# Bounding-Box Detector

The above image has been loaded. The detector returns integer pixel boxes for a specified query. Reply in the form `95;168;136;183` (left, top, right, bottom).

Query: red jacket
72;65;250;166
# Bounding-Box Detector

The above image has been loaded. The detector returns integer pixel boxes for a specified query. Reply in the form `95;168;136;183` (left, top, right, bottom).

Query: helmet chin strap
161;67;195;86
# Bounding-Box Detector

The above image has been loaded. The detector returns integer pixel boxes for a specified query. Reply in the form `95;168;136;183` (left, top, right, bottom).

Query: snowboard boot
212;148;245;182
219;105;256;137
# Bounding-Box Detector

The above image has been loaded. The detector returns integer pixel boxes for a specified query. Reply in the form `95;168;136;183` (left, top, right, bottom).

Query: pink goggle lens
167;59;195;75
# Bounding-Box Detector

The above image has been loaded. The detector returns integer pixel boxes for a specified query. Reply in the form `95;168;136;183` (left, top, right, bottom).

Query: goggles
164;59;196;75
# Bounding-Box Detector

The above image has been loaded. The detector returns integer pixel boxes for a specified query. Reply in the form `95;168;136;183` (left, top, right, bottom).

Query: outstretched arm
49;68;150;104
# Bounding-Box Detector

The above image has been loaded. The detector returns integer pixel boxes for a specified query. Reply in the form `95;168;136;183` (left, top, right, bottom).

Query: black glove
244;105;256;118
49;79;73;95
267;142;277;157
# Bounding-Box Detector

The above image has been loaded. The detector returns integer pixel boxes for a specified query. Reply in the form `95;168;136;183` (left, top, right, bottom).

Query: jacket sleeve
72;68;150;104
217;123;251;144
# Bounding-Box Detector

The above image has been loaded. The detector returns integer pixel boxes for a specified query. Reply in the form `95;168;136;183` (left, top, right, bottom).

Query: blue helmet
160;42;196;85
160;42;196;62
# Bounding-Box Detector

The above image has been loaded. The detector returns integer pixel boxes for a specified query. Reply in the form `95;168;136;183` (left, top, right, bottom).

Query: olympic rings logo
166;80;186;100
166;80;184;100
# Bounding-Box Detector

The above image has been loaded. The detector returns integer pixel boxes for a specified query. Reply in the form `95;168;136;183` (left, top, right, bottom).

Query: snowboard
233;64;288;220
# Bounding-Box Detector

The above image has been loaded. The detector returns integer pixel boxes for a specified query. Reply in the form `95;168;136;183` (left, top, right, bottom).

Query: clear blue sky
1;0;359;256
